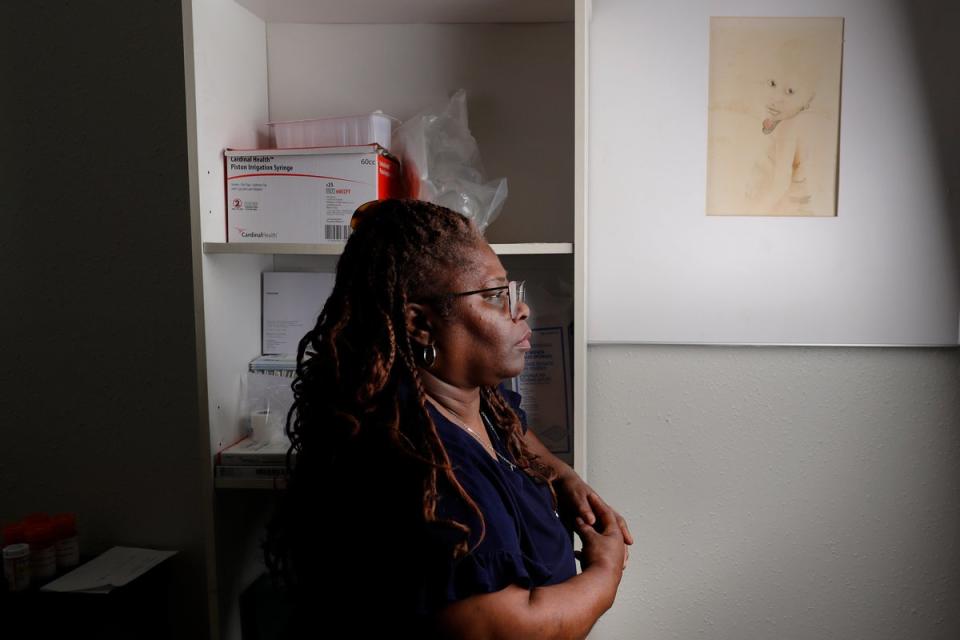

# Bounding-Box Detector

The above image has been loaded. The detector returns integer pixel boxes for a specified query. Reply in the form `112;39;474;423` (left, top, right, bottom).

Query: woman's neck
419;370;483;428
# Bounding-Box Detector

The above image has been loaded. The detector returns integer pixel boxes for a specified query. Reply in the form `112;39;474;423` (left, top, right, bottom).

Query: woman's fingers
574;517;594;540
578;496;596;525
583;492;634;545
566;482;597;525
617;514;635;545
586;493;621;537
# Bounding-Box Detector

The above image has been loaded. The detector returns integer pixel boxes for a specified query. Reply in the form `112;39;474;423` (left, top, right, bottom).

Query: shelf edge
203;242;574;255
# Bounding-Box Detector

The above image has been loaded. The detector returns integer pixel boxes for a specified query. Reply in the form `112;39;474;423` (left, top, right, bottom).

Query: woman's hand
555;469;634;548
574;493;629;573
520;426;633;558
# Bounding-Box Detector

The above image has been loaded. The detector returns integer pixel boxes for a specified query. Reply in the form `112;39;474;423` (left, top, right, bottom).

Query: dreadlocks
263;199;557;597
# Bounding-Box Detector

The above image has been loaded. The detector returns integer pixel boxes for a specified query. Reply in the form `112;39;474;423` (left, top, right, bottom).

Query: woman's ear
405;302;434;346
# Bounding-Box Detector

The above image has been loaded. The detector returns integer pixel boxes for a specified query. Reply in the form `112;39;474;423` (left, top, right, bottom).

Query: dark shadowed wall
1;1;210;636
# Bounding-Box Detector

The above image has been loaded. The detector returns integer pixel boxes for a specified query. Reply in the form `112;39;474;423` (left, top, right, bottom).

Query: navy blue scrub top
424;387;577;607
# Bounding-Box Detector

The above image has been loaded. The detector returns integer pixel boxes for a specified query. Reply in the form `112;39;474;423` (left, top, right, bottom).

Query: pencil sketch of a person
706;17;842;217
744;41;819;214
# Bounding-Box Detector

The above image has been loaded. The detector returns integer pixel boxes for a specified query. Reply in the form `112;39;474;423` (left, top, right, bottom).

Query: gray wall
587;345;959;639
1;1;210;636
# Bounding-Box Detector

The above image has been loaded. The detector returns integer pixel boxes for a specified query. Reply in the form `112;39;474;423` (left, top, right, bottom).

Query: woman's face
430;242;532;388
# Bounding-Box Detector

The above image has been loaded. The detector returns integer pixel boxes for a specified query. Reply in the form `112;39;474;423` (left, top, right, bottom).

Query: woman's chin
509;359;528;378
498;358;526;382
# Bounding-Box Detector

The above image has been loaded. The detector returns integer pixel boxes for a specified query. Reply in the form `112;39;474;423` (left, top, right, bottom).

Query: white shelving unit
182;1;588;637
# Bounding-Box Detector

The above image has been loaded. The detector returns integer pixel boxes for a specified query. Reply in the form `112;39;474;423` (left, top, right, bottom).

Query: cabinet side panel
184;3;272;638
188;0;271;452
192;0;269;243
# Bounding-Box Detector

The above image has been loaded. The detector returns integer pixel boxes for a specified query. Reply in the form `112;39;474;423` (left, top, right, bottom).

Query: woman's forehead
456;244;507;289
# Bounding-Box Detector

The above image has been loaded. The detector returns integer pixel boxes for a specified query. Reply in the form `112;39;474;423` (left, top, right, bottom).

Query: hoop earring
420;344;438;369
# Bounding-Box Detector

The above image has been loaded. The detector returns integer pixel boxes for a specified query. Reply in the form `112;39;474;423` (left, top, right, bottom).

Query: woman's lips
516;331;532;350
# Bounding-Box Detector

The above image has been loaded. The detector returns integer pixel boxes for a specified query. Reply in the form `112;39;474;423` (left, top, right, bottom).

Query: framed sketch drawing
707;17;844;217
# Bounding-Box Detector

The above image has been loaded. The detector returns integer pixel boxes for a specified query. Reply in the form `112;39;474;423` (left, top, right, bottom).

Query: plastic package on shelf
267;111;398;150
392;89;507;233
239;372;294;443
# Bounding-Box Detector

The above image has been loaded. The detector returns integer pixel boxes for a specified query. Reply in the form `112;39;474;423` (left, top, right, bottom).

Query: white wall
587;345;960;639
588;0;959;345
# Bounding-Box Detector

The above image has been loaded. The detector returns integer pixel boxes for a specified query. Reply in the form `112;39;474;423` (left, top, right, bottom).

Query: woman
265;199;632;638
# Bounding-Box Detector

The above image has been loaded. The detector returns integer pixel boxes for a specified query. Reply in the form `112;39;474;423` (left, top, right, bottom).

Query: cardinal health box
224;145;402;243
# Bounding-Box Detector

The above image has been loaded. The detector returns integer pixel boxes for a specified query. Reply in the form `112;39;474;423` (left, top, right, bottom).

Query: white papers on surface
262;272;335;355
40;546;177;594
514;326;572;454
217;436;293;466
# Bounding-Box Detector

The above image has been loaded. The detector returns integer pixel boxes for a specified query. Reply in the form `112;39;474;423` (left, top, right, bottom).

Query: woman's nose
515;299;531;322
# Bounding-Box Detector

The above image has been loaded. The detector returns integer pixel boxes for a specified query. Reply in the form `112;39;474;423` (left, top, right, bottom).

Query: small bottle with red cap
2;522;31;591
51;513;80;571
23;513;57;585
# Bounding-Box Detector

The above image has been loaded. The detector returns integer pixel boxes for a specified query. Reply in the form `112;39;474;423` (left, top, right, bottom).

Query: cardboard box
224;144;402;243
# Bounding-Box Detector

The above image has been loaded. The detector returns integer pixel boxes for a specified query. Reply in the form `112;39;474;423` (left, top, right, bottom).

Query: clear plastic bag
392;89;507;233
239;372;294;443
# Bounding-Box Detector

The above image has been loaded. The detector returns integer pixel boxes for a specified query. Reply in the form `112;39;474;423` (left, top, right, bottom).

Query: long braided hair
263;199;557;593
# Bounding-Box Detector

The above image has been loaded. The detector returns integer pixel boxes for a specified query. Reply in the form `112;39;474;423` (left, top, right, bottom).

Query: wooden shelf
203;242;573;255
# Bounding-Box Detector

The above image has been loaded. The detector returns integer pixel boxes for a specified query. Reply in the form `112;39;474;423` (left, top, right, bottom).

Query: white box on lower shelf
215;439;292;489
216;437;294;466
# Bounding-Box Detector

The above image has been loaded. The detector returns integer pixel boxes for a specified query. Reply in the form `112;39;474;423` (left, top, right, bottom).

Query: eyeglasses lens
508;281;526;320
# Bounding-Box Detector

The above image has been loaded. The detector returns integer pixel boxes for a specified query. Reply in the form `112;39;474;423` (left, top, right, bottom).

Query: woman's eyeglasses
449;280;526;320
